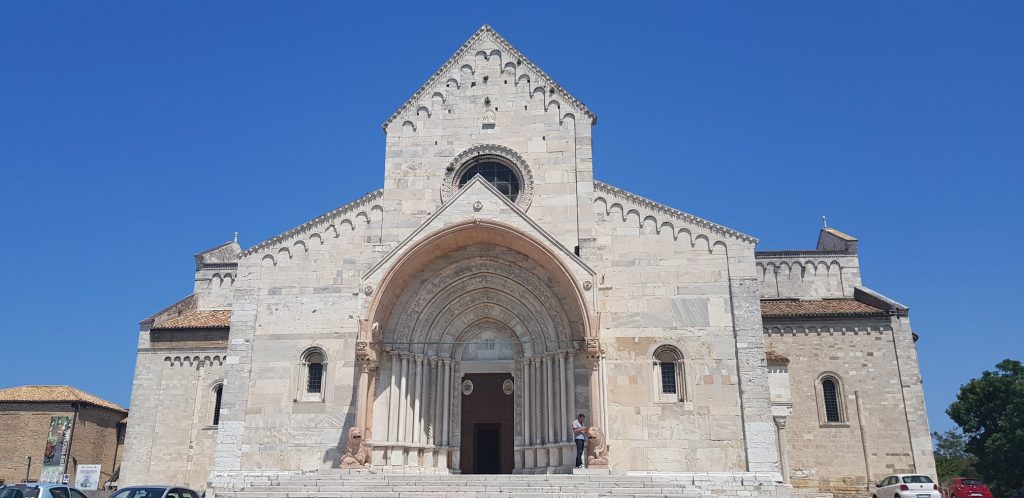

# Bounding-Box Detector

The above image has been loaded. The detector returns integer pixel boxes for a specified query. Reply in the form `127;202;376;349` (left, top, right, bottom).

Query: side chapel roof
151;310;232;329
760;298;887;318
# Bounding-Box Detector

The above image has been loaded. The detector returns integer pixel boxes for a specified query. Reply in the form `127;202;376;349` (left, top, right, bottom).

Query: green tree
947;359;1024;497
932;430;977;483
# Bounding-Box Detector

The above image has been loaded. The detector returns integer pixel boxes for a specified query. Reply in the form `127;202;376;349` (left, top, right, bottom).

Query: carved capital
355;340;377;364
773;415;788;430
584;338;603;360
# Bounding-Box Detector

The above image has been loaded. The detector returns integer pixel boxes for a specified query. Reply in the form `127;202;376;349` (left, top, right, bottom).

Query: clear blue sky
2;2;1021;435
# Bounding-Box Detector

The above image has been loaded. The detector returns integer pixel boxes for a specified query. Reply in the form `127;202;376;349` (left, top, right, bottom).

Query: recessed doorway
459;373;514;474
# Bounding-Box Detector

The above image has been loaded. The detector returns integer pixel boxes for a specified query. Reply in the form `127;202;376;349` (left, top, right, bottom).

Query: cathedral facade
120;26;935;497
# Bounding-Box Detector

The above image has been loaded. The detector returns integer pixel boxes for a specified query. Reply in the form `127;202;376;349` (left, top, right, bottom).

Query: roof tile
0;385;127;413
761;299;887;318
152;310;231;329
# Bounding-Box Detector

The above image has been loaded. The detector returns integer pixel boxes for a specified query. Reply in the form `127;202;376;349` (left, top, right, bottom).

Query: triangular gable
382;24;596;131
364;175;595;285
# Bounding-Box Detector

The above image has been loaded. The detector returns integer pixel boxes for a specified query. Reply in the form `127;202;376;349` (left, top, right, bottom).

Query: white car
874;474;941;498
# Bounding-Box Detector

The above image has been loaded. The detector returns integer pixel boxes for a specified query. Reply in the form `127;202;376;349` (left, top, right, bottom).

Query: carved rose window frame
441;144;534;211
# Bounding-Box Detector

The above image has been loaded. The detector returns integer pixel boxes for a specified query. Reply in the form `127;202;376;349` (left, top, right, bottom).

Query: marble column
355;362;370;430
567;351;577;434
585;352;608;468
775;416;790;483
544;354;554;444
430;357;440;446
534;359;543;445
387;353;401;464
413;355;423;445
388;352;400;443
420;356;429;444
558;352;568;442
398;354;409;444
522;357;531;447
442;359;451;446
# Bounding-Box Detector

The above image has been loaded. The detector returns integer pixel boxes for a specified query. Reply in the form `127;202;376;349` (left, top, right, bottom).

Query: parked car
106;486;202;498
0;483;89;498
873;474;941;498
941;477;993;498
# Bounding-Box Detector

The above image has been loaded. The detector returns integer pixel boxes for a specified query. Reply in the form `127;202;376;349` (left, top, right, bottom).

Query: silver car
0;484;90;498
107;487;202;498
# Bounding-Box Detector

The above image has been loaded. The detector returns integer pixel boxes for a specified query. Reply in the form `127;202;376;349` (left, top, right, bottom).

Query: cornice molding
242;189;384;257
593;180;757;245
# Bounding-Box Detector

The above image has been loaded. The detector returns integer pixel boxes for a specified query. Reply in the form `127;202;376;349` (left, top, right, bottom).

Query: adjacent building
0;385;127;488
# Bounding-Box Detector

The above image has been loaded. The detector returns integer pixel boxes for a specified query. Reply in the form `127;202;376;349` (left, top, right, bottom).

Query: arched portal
356;221;598;473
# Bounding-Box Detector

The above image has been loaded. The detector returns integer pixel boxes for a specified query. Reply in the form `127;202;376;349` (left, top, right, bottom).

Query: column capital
584;338;603;361
773;415;788;430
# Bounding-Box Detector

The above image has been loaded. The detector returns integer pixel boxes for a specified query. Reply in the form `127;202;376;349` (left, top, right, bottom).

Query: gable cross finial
821;216;828;229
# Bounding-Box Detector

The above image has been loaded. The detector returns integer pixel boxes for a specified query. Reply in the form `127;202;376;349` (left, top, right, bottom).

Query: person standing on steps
572;413;588;469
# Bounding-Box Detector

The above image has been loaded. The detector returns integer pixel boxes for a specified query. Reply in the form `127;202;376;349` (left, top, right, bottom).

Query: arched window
818;374;846;424
211;384;224;426
458;159;521;202
653;345;686;402
822;377;841;422
300;348;327;402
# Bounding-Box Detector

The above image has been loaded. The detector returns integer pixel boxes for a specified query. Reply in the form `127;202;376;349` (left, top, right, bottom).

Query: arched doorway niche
353;221;601;474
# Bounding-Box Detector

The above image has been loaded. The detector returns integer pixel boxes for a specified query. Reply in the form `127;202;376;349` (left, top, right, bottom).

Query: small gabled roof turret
816;227;858;253
194;238;242;271
382;24;596;132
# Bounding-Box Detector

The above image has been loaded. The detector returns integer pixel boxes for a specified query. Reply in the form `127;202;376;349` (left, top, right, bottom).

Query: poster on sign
75;464;102;490
39;416;73;483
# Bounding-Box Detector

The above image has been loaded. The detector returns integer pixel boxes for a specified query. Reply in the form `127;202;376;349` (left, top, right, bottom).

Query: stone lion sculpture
586;426;609;468
340;427;371;468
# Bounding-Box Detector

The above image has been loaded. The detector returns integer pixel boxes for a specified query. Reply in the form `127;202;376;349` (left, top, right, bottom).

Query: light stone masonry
119;24;934;498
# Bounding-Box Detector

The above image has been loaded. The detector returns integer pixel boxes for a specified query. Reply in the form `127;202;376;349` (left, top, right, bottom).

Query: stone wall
589;185;778;474
120;331;227;490
764;318;932;497
755;252;861;299
0;403;123;487
212;194;384;475
378;28;596;254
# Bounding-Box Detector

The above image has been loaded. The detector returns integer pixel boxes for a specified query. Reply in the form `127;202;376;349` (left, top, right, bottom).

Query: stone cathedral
120;26;936;497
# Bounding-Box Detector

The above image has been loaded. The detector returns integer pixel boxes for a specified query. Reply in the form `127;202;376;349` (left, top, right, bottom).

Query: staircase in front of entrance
210;470;834;498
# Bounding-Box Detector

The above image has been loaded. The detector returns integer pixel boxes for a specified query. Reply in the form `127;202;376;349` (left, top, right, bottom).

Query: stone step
211;472;789;498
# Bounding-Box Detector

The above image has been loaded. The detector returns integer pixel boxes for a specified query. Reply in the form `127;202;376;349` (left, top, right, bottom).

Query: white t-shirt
572;419;586;440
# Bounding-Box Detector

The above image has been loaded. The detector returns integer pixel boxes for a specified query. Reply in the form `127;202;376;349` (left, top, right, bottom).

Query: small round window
458;160;520;202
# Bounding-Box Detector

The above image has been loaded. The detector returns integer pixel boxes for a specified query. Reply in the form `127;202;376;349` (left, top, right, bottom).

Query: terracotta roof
765;350;790;364
761;299;887;318
0;385;127;413
152;310;231;329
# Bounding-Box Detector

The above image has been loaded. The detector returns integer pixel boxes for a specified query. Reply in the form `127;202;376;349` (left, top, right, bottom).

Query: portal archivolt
347;222;606;473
